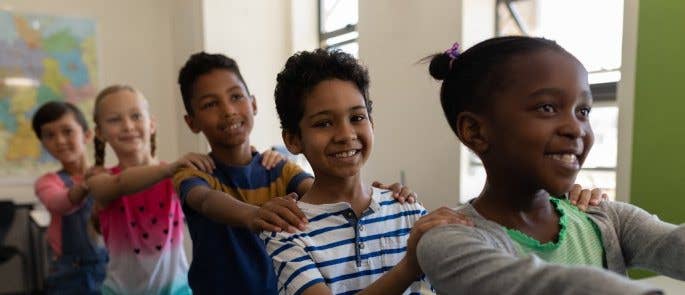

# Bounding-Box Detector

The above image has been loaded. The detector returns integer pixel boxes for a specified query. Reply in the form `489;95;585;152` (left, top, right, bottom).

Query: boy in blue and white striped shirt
261;49;469;295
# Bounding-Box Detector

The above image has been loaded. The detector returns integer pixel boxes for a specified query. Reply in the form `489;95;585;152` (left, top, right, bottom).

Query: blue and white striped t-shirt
261;188;431;295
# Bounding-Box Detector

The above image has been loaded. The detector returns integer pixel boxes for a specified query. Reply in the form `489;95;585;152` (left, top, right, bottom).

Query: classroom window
461;0;623;202
319;0;358;57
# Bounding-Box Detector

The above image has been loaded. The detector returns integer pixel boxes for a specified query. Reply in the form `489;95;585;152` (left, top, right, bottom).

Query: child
259;49;476;295
32;101;107;294
172;52;415;294
416;36;685;294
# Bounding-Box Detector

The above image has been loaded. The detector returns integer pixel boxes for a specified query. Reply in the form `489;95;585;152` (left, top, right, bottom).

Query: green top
506;197;605;267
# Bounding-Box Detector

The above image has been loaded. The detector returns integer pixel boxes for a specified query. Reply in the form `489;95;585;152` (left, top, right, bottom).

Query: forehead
42;112;80;131
191;69;246;97
501;49;589;96
303;79;366;115
99;90;148;112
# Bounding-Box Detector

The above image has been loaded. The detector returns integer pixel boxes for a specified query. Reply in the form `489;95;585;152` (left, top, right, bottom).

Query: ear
282;130;303;155
251;95;258;116
149;115;157;135
456;111;490;155
83;129;94;143
184;114;201;134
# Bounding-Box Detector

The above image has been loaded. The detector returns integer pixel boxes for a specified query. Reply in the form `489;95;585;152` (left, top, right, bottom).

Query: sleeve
34;173;81;215
172;168;212;203
261;231;326;295
416;224;662;295
609;201;685;279
280;161;313;194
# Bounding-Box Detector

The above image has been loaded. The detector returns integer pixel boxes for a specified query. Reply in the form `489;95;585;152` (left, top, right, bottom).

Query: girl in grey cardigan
417;36;685;295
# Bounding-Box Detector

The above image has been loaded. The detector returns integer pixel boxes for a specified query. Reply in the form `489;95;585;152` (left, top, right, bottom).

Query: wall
0;0;190;204
359;0;463;210
630;1;685;224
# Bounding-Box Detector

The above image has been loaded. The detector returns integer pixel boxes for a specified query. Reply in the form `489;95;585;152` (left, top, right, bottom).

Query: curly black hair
274;49;371;135
178;52;250;115
429;36;573;136
32;101;89;139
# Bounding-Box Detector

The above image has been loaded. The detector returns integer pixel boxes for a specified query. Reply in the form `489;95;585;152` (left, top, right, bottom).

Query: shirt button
358;242;365;249
359;225;365;231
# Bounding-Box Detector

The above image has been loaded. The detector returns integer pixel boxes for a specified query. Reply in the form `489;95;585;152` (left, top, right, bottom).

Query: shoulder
372;188;427;213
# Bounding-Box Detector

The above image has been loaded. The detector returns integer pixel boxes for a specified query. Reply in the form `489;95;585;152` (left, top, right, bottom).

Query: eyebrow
307;105;367;119
527;88;593;100
196;86;243;100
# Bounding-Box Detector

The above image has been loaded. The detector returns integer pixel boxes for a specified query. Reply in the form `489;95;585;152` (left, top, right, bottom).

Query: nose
558;112;587;140
334;121;357;143
219;98;237;117
122;117;135;130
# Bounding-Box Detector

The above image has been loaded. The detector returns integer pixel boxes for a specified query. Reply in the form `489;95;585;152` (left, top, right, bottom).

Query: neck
210;141;253;166
62;155;88;176
302;173;370;216
115;150;156;169
472;178;553;225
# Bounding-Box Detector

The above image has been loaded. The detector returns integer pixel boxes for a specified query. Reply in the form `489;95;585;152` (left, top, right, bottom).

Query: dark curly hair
178;52;250;115
274;49;372;135
32;101;89;139
428;36;573;136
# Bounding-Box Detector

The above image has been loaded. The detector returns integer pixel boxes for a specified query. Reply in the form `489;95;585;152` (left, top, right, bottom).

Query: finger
398;187;411;198
371;181;390;190
568;184;582;204
279;198;308;226
260;210;295;233
578;190;591;211
255;219;282;233
407;192;417;204
589;188;603;205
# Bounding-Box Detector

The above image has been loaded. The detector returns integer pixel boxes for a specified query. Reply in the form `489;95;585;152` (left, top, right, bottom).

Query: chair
0;201;31;294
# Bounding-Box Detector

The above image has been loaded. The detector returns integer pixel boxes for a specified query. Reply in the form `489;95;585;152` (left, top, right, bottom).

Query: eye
63;128;73;135
231;94;245;101
537;104;556;113
201;101;218;110
577;107;591;118
106;116;121;123
351;114;367;122
131;113;142;120
313;120;332;128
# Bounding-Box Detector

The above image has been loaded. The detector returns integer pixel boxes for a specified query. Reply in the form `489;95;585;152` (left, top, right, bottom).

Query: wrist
396;257;422;280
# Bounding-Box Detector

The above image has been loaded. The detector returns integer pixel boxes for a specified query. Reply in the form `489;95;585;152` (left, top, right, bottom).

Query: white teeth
334;150;358;158
550;154;577;164
228;123;241;130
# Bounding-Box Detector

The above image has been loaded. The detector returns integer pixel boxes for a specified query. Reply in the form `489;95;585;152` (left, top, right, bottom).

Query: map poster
0;10;97;184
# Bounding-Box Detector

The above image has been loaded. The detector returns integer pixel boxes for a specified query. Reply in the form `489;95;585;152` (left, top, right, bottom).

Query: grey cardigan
417;200;685;295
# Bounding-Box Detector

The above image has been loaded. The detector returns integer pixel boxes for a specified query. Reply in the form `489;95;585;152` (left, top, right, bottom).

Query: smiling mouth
332;149;360;158
545;153;580;169
220;121;243;131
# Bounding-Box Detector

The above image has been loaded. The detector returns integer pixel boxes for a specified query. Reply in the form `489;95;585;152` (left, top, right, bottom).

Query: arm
87;153;214;207
35;174;85;214
609;201;685;279
416;223;661;295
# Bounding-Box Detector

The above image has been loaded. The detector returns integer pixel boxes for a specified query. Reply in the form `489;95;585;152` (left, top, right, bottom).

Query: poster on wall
0;10;97;184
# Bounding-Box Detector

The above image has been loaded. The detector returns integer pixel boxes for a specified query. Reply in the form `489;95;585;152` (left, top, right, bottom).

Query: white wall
202;0;294;151
359;0;464;210
0;0;195;204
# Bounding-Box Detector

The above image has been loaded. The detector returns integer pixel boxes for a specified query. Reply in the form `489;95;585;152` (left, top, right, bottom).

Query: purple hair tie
444;42;461;59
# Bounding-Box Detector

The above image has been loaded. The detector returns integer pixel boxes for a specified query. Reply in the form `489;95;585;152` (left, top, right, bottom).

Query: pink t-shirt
98;166;190;295
34;172;86;256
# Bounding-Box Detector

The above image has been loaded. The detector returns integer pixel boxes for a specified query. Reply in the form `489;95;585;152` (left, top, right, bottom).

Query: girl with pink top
32;101;107;294
86;85;283;295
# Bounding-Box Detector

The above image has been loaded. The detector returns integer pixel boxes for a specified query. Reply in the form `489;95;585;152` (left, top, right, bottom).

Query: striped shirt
261;188;430;295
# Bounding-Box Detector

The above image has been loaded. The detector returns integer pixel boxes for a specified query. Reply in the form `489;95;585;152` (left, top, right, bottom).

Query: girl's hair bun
428;53;452;80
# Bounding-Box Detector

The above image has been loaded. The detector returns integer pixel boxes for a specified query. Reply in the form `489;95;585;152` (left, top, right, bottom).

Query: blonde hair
93;85;156;166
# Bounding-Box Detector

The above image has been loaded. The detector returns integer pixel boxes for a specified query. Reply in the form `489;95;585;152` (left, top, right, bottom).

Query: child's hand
260;149;285;170
568;184;608;212
84;166;109;181
371;181;417;204
170;153;215;175
404;207;472;276
249;193;308;233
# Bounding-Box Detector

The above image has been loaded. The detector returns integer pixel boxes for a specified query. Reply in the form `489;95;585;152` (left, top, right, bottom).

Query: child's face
95;90;156;156
483;50;594;196
184;69;256;149
40;112;92;165
285;79;373;179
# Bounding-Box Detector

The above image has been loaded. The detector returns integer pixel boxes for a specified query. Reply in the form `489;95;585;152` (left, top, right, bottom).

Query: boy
261;49;470;295
173;52;415;294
